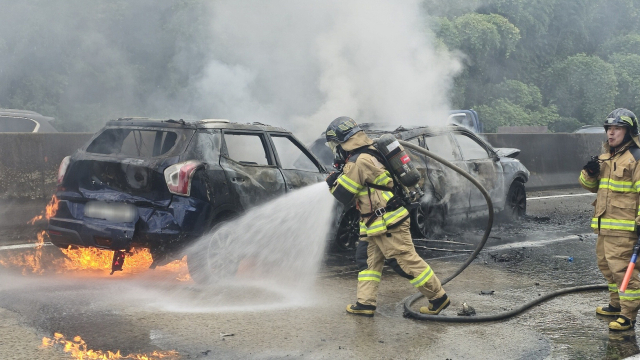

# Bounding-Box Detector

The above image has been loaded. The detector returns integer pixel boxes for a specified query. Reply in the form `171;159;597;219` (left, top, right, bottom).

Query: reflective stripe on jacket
580;141;640;236
330;147;409;237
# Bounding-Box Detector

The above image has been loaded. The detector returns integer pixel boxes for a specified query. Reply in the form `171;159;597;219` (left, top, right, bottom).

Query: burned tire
410;203;446;239
186;222;239;284
502;180;526;220
333;208;360;252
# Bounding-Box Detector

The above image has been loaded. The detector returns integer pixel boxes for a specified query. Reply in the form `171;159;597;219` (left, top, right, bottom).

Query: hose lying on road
398;140;607;322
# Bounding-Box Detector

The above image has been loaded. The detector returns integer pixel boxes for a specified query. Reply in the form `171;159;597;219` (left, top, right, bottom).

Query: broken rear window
86;128;192;158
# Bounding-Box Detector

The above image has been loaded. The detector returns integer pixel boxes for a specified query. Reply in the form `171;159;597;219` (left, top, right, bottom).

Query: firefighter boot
609;316;636;331
346;302;376;317
419;294;450;315
596;304;621;316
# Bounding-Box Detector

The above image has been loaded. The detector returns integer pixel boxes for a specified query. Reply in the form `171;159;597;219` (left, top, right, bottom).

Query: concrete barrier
482;133;605;191
0;132;608;200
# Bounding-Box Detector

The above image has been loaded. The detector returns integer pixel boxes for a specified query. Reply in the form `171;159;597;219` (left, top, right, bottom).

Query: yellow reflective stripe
360;219;387;236
592;218;636;231
336;174;363;194
356;189;369;196
609;283;619;293
374;172;392;186
620;288;640;300
410;266;434;288
358;270;382;282
383;207;409;224
635;181;640;191
381;191;393;201
638;205;640;216
600;178;636;192
579;173;597;187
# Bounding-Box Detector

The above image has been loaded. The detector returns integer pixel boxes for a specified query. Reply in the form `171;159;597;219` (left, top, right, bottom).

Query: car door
452;132;504;213
268;133;327;191
422;132;471;216
219;130;286;209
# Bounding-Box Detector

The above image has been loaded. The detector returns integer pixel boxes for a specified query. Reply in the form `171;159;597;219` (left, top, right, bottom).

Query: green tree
544;54;617;125
610;53;640;112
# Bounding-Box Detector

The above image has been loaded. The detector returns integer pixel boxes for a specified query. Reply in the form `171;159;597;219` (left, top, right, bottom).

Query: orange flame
42;332;179;359
9;196;192;280
28;195;59;225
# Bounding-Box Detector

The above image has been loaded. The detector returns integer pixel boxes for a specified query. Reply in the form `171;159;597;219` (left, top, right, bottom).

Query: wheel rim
336;211;359;250
206;227;238;279
509;185;526;217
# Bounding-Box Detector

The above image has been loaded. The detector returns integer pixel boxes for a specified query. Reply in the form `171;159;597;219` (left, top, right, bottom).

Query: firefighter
325;116;449;317
580;108;640;331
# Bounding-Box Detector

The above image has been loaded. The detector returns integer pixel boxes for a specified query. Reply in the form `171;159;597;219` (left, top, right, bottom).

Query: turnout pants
596;234;640;319
357;220;445;306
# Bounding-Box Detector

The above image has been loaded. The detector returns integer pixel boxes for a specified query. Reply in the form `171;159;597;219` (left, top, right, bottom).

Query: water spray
398;140;607;322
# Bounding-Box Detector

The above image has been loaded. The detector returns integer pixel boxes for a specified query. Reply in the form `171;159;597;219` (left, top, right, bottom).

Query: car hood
495;147;521;158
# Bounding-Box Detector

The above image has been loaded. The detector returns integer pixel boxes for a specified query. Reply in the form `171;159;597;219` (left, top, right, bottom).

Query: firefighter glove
583;157;600;176
326;172;340;188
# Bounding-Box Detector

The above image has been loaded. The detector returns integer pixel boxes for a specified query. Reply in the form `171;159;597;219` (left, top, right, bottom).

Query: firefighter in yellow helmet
325;116;449;317
580;108;640;331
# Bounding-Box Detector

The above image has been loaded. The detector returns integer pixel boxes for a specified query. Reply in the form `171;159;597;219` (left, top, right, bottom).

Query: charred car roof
105;118;291;133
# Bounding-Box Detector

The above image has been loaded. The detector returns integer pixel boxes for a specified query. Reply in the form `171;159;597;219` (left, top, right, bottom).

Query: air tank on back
374;134;421;188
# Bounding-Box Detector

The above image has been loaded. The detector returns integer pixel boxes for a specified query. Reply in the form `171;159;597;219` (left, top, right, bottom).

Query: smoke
194;0;462;141
0;1;460;140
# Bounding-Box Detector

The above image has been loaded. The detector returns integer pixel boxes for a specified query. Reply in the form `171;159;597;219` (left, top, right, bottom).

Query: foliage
548;117;583;133
543;54;617;125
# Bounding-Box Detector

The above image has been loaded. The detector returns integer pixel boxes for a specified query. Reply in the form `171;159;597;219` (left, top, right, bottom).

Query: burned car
48;118;328;275
309;124;530;249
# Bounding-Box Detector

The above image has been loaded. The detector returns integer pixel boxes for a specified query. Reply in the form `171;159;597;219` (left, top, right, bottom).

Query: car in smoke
48;118;328;278
309;124;530;249
0;109;58;132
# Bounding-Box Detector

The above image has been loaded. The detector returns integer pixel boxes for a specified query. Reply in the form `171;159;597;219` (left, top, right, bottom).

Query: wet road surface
1;188;638;359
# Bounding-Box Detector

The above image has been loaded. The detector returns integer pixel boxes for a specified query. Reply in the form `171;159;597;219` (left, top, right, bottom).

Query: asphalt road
0;187;638;360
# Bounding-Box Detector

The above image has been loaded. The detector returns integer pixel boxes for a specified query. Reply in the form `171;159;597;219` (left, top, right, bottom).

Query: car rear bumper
48;196;210;251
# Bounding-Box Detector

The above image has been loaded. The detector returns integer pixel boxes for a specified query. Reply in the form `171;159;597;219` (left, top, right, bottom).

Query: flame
0;231;47;275
6;196;192;280
42;332;179;359
28;195;59;225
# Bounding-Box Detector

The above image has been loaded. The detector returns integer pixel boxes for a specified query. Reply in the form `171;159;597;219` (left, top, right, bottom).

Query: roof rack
201;119;230;123
116;117;151;121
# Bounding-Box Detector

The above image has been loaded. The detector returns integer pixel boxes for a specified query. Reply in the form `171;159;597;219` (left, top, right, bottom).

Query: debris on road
457;302;476;316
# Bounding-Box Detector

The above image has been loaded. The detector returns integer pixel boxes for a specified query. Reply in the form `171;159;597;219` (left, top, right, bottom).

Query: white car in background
0;109;58;133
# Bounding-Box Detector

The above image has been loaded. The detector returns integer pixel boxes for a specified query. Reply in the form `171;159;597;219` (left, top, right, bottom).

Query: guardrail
0;132;605;199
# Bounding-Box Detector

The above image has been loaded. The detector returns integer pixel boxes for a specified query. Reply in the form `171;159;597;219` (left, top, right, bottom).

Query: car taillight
57;156;71;185
164;160;203;196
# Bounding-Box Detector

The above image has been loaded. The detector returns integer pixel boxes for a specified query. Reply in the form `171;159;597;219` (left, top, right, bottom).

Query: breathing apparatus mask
326;141;347;171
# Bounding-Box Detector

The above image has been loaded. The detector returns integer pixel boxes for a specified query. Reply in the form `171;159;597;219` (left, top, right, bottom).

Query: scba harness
346;147;411;231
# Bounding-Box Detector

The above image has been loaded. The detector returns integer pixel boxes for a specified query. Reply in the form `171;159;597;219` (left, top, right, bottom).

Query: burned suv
310;124;530;249
48;118;327;269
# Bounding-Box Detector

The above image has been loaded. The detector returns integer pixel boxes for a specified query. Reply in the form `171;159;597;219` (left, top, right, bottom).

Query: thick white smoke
191;0;462;141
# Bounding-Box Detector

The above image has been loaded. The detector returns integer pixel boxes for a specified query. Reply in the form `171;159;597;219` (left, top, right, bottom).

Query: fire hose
398;140;608;322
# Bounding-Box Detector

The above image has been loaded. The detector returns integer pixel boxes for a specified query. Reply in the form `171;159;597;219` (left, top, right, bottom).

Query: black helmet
325;116;362;143
604;108;638;135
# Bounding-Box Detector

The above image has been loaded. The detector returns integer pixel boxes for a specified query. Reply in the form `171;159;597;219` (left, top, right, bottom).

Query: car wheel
187;222;239;284
503;180;526;220
333;208;360;252
411;203;446;239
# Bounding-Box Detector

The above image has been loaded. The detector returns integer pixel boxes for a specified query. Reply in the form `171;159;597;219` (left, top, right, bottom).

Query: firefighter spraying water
324;116;450;317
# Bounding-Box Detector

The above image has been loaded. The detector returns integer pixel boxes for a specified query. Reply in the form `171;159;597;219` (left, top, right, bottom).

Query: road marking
0;242;53;251
486;234;592;251
528;193;596;201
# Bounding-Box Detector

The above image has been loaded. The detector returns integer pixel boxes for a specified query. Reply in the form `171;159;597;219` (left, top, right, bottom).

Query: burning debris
0;235;191;281
42;333;179;359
